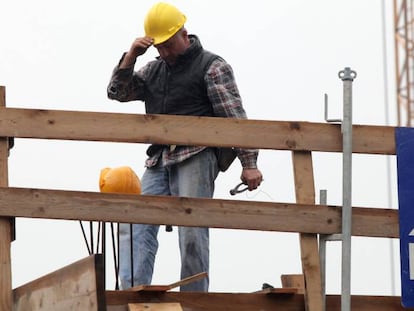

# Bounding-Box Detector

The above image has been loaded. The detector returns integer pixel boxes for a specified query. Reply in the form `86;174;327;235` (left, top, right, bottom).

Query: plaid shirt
108;43;258;169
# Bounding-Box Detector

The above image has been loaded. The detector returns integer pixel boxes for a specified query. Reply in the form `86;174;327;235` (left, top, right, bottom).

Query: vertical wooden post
0;85;12;311
292;150;323;311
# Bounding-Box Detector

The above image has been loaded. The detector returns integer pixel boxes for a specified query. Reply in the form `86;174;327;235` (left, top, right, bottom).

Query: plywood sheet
14;255;105;311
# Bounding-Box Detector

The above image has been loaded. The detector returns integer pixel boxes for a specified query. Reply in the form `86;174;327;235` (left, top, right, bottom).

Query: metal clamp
338;67;357;81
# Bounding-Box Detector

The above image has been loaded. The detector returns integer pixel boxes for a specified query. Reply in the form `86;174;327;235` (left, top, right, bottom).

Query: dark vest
144;35;219;117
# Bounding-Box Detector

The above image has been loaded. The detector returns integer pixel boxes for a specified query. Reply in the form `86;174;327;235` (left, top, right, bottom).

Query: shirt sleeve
107;53;149;102
205;58;259;169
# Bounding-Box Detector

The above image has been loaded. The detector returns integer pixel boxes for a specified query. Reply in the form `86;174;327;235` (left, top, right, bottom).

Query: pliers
229;182;249;195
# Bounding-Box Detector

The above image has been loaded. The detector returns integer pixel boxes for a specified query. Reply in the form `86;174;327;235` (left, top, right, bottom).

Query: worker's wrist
119;51;137;69
237;149;258;169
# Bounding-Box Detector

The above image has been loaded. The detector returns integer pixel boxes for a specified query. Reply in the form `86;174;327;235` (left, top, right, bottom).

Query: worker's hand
120;37;154;68
129;37;154;57
241;168;263;191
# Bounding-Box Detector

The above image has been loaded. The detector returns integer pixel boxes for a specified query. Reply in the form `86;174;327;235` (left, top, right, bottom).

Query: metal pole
319;189;328;311
102;221;106;290
130;223;134;287
338;67;356;311
382;0;397;295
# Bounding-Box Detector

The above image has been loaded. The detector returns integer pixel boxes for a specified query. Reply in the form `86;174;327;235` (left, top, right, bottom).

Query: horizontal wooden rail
106;291;405;311
0;187;398;238
0;108;395;154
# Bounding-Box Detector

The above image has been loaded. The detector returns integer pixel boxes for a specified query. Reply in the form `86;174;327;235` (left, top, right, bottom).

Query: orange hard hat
99;166;141;194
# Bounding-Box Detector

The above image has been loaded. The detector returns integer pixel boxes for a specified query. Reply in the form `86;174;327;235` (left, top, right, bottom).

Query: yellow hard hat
99;166;141;195
144;2;187;45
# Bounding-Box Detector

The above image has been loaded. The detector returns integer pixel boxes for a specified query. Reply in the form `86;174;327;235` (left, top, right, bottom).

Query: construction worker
107;2;263;291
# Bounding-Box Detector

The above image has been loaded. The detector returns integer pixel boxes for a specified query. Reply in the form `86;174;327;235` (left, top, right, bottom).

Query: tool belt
146;144;166;157
146;145;237;172
215;147;237;172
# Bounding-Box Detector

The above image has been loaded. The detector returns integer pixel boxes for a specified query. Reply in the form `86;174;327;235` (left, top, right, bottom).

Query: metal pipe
102;222;106;290
90;221;94;254
338;67;356;311
130;223;134;287
382;0;397;295
319;189;328;311
112;222;120;290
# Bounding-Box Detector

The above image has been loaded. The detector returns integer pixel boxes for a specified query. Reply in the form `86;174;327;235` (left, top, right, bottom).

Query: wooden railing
0;86;401;311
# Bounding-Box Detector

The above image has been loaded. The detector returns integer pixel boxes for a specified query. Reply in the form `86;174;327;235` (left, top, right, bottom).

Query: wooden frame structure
0;85;403;310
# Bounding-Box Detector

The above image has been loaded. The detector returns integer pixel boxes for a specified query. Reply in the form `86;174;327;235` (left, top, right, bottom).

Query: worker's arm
107;37;154;102
206;59;263;190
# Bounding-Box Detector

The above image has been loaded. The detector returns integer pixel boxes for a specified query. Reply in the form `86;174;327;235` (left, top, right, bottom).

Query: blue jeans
119;148;219;291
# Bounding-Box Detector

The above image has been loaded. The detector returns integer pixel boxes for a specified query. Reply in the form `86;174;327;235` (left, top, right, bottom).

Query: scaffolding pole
339;67;356;311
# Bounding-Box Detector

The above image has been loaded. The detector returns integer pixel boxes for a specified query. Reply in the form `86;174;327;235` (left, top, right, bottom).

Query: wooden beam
0;108;395;154
0;187;399;238
106;291;406;311
128;303;183;311
281;274;305;294
107;290;306;311
129;272;208;292
255;287;299;294
0;86;12;311
14;255;106;311
292;151;323;311
0;219;12;311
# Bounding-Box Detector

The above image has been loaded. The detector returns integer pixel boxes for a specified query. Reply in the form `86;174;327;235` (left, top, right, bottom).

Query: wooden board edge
13;254;106;311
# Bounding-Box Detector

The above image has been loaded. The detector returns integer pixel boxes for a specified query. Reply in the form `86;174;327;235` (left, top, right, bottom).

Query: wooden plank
130;285;171;292
128;303;183;311
255;287;298;294
281;274;305;294
108;290;306;311
292;151;323;311
13;255;106;311
0;218;12;311
325;295;406;311
0;187;399;238
163;272;207;291
0;107;395;154
0;86;12;311
106;291;407;311
130;272;208;292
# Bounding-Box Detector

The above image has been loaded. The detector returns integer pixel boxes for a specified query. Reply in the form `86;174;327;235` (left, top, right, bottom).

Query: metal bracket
324;93;342;123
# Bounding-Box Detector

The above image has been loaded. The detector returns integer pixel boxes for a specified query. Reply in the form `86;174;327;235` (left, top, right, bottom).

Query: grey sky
0;0;400;295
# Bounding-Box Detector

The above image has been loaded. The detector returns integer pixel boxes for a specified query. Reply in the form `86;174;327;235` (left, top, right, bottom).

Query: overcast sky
0;0;401;295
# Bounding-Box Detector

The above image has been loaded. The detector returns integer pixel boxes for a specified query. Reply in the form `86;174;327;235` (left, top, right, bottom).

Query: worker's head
144;2;190;65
